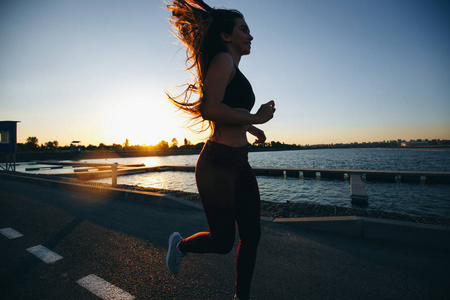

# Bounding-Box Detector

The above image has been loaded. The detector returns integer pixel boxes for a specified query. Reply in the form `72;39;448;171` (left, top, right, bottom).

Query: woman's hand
248;125;266;144
255;100;276;124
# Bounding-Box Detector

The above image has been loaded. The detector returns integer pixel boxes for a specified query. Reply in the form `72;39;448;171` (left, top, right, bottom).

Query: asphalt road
1;177;449;299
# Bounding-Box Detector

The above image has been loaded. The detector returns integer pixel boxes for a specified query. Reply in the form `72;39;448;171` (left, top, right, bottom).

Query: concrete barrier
362;217;450;249
273;216;450;249
274;216;364;236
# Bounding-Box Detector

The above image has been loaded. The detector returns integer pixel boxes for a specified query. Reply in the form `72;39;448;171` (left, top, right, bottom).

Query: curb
273;216;450;249
0;171;203;211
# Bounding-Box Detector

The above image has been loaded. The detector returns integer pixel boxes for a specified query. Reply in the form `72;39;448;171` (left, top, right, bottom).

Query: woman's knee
240;227;261;249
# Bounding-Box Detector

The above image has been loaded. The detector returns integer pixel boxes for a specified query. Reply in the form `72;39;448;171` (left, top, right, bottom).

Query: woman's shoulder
210;52;234;68
207;53;236;83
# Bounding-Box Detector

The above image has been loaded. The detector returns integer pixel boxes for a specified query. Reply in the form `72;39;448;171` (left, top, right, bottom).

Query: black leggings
178;140;261;299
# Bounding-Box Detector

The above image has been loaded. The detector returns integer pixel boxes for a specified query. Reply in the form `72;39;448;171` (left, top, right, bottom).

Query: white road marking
26;245;63;264
0;227;24;239
77;274;135;300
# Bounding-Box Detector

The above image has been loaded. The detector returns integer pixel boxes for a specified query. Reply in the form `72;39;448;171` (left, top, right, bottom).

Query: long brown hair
166;0;244;134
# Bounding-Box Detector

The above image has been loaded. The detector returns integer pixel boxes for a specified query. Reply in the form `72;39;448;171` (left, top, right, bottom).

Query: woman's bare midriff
211;123;249;148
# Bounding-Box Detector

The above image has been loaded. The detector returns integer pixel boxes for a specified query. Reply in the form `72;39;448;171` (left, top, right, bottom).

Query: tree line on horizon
17;136;450;153
18;136;294;152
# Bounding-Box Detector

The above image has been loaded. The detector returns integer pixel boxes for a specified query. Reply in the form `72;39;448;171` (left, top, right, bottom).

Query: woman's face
224;18;253;56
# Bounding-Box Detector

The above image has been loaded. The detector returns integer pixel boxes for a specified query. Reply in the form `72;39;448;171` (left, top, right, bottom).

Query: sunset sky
1;0;449;147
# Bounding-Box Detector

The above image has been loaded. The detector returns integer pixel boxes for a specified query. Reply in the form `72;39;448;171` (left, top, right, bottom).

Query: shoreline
80;180;450;227
15;145;450;162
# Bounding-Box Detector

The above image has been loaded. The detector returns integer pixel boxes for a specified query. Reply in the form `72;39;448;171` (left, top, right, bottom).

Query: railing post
112;162;118;187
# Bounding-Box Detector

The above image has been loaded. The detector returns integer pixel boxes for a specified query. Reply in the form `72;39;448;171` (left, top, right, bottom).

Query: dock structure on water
350;174;369;205
29;161;450;184
28;161;154;180
250;167;450;184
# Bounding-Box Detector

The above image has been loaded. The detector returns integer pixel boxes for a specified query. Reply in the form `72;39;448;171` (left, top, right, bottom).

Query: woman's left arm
247;125;266;144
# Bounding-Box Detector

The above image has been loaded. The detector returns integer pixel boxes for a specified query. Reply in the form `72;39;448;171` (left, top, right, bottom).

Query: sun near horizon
3;0;450;149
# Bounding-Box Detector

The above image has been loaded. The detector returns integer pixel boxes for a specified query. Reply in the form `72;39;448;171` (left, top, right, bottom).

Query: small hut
70;141;81;154
0;121;20;171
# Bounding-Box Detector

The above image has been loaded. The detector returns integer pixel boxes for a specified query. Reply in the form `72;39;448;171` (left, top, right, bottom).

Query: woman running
165;1;276;299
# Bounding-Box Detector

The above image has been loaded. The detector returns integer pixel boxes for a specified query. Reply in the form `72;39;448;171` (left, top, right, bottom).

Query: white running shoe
166;232;186;274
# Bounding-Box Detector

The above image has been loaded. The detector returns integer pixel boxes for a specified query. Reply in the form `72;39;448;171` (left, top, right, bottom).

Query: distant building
401;141;429;147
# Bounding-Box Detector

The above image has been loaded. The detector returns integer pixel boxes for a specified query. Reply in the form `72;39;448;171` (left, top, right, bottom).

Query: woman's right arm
200;53;275;125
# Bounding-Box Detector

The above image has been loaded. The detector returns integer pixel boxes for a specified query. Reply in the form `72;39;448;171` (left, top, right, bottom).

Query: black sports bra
221;65;255;111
